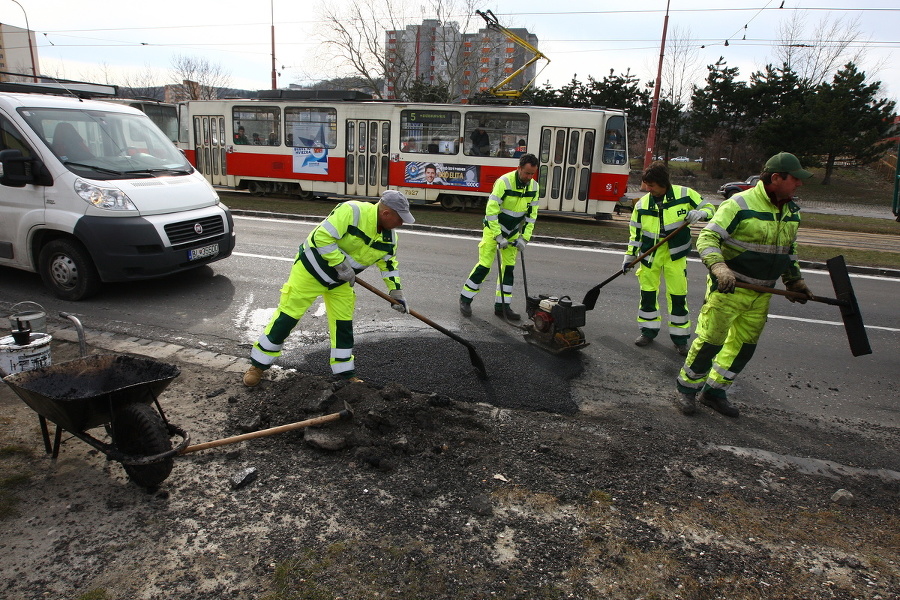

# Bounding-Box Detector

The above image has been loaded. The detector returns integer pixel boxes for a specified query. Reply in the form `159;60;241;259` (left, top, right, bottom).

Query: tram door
192;115;228;187
345;119;390;197
538;127;596;214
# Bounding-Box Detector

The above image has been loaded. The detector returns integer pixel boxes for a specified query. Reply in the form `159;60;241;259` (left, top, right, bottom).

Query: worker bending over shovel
243;190;415;387
674;152;814;418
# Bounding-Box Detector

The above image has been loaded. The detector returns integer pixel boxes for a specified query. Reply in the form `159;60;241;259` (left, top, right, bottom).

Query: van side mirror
0;149;48;187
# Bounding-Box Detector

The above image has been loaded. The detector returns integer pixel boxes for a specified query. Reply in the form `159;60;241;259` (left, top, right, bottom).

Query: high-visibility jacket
483;170;539;242
297;201;402;290
698;180;802;287
627;185;714;266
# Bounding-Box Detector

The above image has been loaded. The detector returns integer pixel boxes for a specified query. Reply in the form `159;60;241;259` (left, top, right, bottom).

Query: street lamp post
9;0;38;82
643;0;670;170
270;0;277;90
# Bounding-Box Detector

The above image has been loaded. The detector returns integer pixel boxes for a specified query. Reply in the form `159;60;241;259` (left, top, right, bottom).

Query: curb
232;209;900;278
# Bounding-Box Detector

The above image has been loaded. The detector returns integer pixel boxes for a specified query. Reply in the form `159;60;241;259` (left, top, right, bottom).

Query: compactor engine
524;294;589;353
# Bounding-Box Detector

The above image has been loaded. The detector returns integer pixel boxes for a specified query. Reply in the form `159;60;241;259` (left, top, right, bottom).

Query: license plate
188;243;219;261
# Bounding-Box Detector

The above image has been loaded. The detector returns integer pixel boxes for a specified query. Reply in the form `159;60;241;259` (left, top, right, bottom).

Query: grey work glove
514;237;527;254
685;209;706;224
622;256;634;274
389;289;409;313
495;234;509;250
710;262;736;293
334;260;356;286
784;278;814;304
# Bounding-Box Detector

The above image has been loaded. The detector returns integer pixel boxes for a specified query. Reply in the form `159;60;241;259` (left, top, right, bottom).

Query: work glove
389;289;409;314
514;238;527;254
495;235;509;250
334;260;356;286
685;209;706;224
784;278;814;304
622;256;634;274
710;262;736;293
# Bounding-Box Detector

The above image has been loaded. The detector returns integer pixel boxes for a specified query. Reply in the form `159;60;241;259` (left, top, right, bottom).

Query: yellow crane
475;10;550;101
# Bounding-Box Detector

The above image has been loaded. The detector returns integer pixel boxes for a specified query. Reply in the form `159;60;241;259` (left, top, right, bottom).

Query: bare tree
775;11;869;86
168;55;231;100
662;26;702;109
120;63;165;100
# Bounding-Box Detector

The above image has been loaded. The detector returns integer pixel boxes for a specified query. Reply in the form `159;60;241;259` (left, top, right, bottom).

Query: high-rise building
384;19;539;101
0;23;39;82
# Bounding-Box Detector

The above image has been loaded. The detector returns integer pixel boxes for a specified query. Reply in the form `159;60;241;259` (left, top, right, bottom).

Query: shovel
582;222;690;310
734;255;871;357
354;277;488;379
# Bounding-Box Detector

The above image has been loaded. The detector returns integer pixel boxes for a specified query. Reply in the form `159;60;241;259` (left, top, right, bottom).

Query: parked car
718;175;760;199
671;156;690;162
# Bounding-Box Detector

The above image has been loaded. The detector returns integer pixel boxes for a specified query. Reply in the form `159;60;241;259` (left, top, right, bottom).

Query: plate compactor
522;294;589;354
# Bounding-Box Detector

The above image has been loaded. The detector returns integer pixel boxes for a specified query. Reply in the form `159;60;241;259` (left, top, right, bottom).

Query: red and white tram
178;90;630;218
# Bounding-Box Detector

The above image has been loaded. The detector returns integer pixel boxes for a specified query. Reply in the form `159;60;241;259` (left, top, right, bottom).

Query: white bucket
0;333;52;377
8;301;47;334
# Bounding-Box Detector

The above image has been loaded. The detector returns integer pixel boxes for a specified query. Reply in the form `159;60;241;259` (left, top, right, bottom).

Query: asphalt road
1;214;898;428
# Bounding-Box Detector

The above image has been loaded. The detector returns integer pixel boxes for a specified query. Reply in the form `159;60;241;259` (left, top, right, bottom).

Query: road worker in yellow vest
243;190;414;387
674;152;814;417
459;153;540;320
624;162;715;355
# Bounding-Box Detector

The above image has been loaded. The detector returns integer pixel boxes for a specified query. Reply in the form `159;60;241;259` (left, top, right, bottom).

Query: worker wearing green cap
674;152;814;418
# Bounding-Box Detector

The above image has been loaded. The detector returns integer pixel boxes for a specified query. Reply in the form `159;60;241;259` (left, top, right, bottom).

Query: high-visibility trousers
676;283;771;399
635;252;690;345
250;256;357;377
460;228;520;308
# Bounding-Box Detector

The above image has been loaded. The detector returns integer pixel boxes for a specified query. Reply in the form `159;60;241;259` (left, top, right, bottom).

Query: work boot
494;305;521;321
674;392;697;415
634;334;653;347
699;392;740;418
243;365;264;387
675;344;689;357
459;298;472;317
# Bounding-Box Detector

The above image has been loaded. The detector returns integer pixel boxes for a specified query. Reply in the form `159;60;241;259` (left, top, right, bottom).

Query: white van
0;91;235;300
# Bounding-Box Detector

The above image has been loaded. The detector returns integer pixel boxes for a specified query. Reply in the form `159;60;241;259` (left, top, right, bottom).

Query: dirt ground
1;336;898;600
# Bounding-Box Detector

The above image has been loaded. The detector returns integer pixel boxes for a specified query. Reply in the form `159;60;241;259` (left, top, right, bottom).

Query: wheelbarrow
2;313;189;489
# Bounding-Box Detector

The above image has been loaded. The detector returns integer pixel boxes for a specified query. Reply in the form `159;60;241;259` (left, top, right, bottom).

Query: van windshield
19;107;192;179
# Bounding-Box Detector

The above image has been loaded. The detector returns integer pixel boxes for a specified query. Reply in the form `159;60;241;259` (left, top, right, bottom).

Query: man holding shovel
459;153;539;320
243;190;414;387
674;152;814;417
624;162;714;355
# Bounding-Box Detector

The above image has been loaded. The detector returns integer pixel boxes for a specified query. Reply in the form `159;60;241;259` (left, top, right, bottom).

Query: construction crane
474;10;550;101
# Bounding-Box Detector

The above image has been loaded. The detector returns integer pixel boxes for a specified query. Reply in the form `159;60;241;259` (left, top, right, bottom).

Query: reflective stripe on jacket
627;185;713;265
697;180;802;287
298;201;401;290
483;170;539;241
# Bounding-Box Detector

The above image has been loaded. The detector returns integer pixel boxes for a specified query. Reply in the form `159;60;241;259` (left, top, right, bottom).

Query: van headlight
74;178;136;211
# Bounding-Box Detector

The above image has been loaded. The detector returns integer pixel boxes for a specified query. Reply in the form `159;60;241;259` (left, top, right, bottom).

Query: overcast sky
9;0;900;103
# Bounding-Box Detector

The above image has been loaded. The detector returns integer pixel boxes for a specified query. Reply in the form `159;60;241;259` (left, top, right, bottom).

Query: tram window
550;165;562;199
565;166;576;200
346;154;354;184
368;155;377;186
346;122;354;153
210;118;218;146
538;165;549;198
540;129;551;163
381;156;389;187
193;118;201;149
357;155;365;185
233;106;280;148
381;122;390;154
578;167;590;201
369;122;378;154
582;131;595;165
285;107;336;148
220;147;227;176
358;124;366;153
464;111;528;157
602;115;626;165
553;130;565;163
400;109;460;154
567;130;580;165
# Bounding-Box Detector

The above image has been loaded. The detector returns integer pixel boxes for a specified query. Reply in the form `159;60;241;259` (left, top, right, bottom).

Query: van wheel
38;238;102;301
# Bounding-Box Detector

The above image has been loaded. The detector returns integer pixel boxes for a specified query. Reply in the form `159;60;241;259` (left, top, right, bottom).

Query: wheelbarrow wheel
111;403;174;488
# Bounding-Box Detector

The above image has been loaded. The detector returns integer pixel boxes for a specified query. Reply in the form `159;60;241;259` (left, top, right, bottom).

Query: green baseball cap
764;152;812;179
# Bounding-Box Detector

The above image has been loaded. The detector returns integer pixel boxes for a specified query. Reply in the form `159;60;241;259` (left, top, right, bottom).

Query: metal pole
270;0;277;89
10;0;38;82
643;0;670;170
893;140;900;221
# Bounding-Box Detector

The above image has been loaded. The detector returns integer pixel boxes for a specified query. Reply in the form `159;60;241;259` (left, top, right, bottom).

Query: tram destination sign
406;110;453;124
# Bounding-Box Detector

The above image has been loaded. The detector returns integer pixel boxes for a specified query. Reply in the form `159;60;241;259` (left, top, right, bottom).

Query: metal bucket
0;333;53;377
8;301;47;334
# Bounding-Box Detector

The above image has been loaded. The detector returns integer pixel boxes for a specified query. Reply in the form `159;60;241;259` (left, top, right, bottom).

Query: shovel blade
827;255;872;357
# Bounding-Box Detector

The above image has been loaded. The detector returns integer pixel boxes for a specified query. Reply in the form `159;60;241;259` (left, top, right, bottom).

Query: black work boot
634;335;653;347
674;392;696;415
459;298;472;317
699;392;740;418
495;305;521;321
